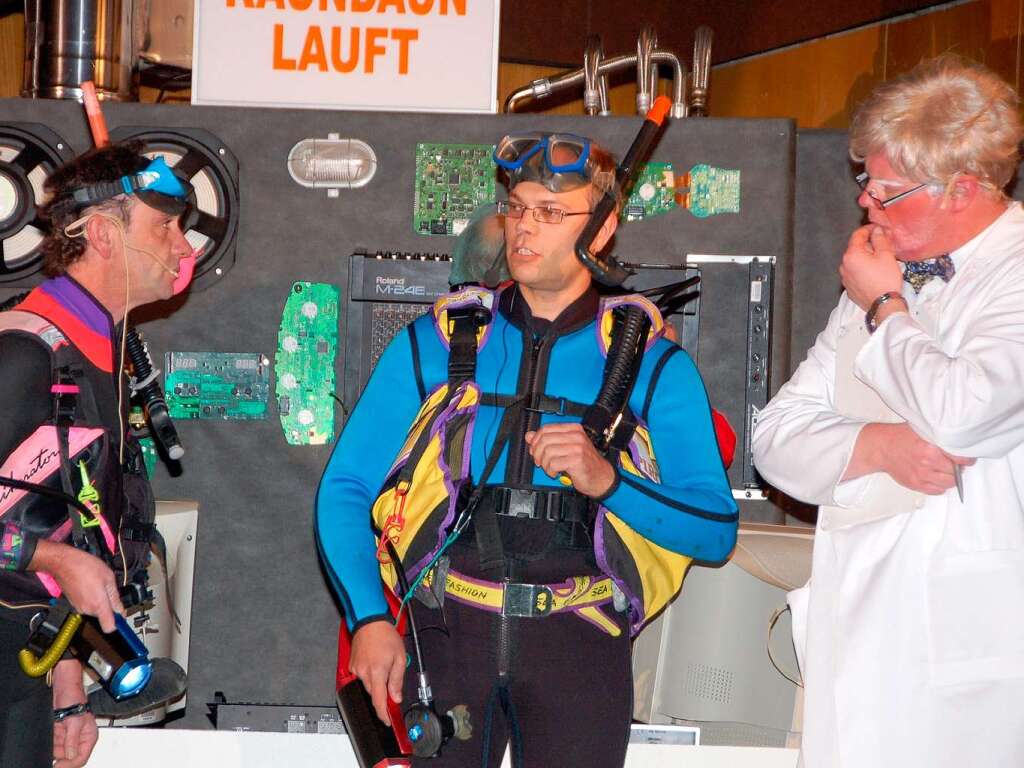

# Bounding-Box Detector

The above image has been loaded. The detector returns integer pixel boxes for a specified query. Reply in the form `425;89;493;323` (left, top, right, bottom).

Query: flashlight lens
111;658;153;699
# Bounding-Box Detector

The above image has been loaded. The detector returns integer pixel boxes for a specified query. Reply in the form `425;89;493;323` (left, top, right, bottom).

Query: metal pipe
22;0;136;101
636;25;657;116
651;50;687;119
504;53;632;113
504;51;687;117
690;26;714;117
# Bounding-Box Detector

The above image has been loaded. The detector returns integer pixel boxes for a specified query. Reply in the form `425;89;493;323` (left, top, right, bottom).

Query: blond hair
850;55;1022;193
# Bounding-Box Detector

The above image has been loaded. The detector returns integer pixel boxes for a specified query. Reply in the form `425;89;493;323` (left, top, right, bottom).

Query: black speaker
0;123;75;284
109;127;240;290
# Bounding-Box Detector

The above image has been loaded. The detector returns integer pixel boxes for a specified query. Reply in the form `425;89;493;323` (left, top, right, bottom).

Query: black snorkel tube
574;95;673;287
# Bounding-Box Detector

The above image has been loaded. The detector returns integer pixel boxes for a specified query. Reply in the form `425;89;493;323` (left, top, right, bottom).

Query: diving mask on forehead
493;133;615;194
62;156;195;218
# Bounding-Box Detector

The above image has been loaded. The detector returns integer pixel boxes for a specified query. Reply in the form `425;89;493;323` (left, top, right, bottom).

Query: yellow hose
18;612;83;678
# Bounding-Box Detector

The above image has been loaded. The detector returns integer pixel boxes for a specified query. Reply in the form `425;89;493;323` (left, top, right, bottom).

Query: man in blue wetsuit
317;133;737;767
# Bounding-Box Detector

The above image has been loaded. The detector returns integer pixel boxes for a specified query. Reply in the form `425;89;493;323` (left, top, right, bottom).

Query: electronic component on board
414;143;496;236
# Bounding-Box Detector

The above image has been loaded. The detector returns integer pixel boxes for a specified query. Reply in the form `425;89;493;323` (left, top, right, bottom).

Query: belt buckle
505;488;537;519
502;582;554;618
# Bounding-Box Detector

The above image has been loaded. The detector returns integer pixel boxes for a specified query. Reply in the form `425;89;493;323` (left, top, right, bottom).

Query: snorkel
574;95;672;286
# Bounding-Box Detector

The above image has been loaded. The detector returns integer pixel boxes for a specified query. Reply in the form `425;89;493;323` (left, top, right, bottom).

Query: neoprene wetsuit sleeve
600;344;739;564
0;333;53;572
315;327;426;631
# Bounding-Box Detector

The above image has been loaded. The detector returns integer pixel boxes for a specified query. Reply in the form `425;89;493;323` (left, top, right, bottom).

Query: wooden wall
1;0;1021;127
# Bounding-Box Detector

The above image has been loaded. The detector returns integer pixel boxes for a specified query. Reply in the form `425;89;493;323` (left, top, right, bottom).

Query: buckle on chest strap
485;486;589;523
502;581;554;618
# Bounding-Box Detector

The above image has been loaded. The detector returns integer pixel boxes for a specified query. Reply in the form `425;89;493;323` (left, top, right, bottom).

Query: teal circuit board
275;281;339;446
165;352;271;420
684;164;741;218
621;162;677;222
414;143;496;236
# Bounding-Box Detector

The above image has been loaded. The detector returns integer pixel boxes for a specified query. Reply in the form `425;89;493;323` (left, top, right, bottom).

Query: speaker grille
0;123;75;284
685;663;734;704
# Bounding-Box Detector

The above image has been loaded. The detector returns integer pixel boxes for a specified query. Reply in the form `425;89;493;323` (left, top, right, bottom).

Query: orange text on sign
228;0;465;12
273;25;419;73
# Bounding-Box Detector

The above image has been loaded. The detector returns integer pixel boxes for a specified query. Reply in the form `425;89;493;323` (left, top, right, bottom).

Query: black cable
385;541;428;696
0;475;95;522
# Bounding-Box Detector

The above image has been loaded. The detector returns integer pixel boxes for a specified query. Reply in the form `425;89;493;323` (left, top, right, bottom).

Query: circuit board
138;436;158;477
683;163;741;218
275;281;340;446
414;143;496;236
621;162;676;222
165;352;271;420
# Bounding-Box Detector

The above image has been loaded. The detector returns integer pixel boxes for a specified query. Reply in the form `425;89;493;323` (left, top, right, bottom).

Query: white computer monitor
632;523;810;747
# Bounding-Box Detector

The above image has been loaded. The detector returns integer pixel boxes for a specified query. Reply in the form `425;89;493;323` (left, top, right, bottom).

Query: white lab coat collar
947;200;1021;270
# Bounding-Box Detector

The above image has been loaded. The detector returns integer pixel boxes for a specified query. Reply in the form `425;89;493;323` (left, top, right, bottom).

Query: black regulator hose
574;95;672;287
582;305;651;451
124;328;184;460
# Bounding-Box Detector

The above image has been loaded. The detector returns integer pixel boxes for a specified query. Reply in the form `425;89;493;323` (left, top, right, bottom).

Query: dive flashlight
21;604;153;701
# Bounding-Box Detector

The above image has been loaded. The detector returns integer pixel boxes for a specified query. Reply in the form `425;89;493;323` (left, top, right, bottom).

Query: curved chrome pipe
504;51;687;118
651;50;687;118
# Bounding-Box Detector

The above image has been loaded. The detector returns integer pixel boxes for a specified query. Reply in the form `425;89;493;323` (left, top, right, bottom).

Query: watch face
865;291;906;334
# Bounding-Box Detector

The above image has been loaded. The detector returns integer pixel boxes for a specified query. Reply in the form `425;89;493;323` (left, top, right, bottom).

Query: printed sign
193;0;500;113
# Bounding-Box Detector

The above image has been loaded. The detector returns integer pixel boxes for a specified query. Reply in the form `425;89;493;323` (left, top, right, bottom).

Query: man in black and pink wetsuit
0;142;193;768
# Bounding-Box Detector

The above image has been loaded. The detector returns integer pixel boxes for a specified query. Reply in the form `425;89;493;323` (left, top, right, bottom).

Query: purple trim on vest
40;276;113;342
593;507;645;636
407;381;481;580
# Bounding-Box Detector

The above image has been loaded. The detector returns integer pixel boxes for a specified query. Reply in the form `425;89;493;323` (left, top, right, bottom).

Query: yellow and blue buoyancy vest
368;285;737;635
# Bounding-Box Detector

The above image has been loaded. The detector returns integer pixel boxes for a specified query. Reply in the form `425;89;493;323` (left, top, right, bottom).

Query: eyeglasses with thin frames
496;200;592;224
855;172;929;210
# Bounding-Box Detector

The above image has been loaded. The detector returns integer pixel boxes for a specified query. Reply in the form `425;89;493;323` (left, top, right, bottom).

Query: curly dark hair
38;142;149;276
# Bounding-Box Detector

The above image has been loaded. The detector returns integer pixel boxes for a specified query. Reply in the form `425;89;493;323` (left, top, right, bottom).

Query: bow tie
903;255;955;293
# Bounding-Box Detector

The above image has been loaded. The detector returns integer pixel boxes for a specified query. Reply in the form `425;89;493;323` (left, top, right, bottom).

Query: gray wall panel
0;98;794;725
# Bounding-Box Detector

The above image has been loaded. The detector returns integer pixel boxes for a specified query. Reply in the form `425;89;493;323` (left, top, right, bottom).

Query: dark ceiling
499;0;948;67
0;1;950;69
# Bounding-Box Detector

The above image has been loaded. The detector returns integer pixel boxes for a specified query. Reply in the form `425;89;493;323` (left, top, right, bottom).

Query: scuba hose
124;327;184;461
583;274;703;452
582;306;651;451
18;612;82;677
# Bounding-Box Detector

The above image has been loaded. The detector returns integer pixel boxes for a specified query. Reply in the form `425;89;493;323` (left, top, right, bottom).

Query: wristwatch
53;702;91;722
865;292;908;334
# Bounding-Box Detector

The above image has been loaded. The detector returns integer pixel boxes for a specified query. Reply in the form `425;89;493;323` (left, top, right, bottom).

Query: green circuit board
139;436;158;477
621;162;677;222
684;163;741;218
165;352;271;420
275;281;339;446
414;143;496;236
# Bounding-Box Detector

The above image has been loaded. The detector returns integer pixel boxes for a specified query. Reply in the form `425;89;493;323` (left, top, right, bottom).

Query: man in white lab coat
753;55;1024;767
